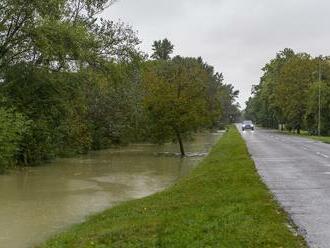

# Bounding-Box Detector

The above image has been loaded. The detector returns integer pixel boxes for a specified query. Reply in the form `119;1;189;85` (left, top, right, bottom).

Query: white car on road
242;120;255;131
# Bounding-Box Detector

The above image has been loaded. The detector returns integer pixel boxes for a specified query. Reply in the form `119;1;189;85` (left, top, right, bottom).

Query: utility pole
318;57;322;136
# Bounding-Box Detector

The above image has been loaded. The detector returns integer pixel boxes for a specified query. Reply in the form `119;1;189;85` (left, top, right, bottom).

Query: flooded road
0;132;221;248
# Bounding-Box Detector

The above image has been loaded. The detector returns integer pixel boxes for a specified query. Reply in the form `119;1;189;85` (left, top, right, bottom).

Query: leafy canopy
151;38;174;60
142;56;222;155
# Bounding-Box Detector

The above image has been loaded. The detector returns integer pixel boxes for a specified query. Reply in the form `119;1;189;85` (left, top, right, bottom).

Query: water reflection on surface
0;132;222;248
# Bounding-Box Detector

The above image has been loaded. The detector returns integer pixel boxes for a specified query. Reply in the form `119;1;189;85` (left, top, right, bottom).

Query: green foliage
305;81;330;135
92;19;141;62
274;54;316;127
0;0;143;168
2;64;92;163
0;2;239;168
151;38;174;60
0;105;29;171
246;48;330;135
142;56;224;155
32;19;97;67
82;61;145;149
40;127;306;248
218;83;241;125
0;0;118;70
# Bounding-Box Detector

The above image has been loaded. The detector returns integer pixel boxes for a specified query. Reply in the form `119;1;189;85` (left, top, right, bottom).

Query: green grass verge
280;130;330;144
309;135;330;144
40;126;306;248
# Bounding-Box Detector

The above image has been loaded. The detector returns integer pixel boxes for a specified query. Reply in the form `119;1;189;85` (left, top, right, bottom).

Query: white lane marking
323;172;330;175
316;152;329;158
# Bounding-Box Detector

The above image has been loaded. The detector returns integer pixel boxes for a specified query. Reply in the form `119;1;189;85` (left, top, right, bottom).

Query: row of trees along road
245;48;330;135
0;0;240;171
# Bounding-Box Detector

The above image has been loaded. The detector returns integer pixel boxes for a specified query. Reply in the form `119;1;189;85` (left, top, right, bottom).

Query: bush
0;107;29;172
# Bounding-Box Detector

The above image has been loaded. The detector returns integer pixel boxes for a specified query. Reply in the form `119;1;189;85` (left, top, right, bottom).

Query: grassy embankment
40;126;306;248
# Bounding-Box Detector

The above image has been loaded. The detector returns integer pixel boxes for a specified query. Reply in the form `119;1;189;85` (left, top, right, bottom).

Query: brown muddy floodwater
0;131;222;248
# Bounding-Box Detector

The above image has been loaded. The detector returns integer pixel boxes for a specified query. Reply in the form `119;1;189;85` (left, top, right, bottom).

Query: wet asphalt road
237;125;330;248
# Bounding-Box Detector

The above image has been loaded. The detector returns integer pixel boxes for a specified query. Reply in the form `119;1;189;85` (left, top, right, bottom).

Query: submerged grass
40;126;306;248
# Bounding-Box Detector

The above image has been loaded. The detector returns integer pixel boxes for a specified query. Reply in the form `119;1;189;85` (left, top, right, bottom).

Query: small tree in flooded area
142;56;219;156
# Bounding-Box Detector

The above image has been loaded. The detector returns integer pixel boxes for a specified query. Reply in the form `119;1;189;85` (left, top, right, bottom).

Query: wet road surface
238;125;330;248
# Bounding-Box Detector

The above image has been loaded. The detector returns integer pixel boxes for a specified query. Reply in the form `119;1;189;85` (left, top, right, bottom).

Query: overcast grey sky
103;0;330;108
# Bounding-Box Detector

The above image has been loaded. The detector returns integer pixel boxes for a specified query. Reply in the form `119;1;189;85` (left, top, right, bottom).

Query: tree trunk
23;151;28;166
296;123;301;134
175;131;185;156
297;127;301;134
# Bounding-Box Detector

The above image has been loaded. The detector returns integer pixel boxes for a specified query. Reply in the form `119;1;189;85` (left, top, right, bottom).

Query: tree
142;56;220;156
218;84;240;124
82;60;145;149
245;49;297;128
0;0;143;166
0;0;117;71
305;64;330;135
151;38;174;60
273;53;316;131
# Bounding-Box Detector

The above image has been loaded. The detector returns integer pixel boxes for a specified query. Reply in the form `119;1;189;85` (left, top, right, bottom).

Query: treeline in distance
245;48;330;135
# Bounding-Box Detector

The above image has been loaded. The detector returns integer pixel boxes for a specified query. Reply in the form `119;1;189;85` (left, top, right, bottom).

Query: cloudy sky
103;0;330;108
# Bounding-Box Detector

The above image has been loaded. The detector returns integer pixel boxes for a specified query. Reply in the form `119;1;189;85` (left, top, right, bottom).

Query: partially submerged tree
0;0;143;166
142;56;221;156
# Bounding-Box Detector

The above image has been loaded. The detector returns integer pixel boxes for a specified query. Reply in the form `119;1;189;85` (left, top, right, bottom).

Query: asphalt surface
237;125;330;248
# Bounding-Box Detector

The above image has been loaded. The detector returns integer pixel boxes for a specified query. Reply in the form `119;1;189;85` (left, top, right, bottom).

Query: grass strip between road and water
279;130;330;144
40;126;306;248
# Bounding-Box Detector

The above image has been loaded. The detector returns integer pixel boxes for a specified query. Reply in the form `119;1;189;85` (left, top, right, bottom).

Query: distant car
242;120;254;131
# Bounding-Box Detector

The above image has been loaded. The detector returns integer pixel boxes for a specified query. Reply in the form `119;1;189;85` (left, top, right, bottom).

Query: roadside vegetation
40;127;306;248
0;0;240;171
245;48;330;137
310;136;330;144
281;130;330;144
